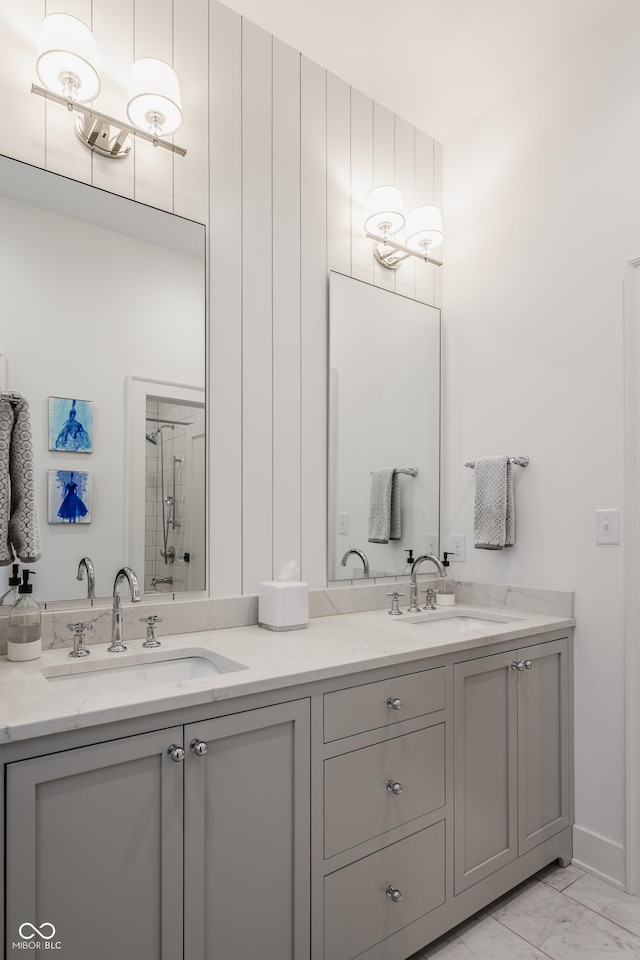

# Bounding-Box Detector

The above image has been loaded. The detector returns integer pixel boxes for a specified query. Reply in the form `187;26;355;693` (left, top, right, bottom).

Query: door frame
623;256;640;893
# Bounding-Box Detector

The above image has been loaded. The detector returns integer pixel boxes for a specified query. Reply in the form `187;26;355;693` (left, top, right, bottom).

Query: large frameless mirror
328;271;440;581
0;155;206;603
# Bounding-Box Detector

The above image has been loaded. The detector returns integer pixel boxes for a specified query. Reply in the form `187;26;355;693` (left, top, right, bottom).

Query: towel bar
369;467;418;477
465;456;529;469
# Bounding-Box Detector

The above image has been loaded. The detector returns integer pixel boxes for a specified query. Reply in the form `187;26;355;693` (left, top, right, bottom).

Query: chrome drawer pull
386;697;403;711
167;744;185;763
524;660;533;670
511;660;525;671
190;738;208;756
386;885;403;903
387;780;403;796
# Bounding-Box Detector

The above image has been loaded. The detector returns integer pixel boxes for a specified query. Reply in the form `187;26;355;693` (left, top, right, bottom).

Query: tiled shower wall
145;400;205;593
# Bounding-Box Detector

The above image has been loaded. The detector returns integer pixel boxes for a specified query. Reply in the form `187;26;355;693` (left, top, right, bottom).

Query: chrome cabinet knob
387;780;403;796
190;738;208;757
168;744;185;763
387;697;403;711
524;660;533;670
511;660;525;671
386;885;403;903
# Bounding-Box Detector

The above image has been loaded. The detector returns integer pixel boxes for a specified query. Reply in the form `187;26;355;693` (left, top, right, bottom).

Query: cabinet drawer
324;667;446;742
324;821;445;960
324;724;445;858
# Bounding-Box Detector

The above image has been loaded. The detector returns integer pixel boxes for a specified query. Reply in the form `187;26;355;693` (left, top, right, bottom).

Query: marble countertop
0;604;575;745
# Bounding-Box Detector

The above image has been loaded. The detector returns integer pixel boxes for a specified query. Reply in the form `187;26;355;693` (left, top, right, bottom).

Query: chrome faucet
76;556;96;600
340;548;370;577
108;567;141;653
409;554;446;613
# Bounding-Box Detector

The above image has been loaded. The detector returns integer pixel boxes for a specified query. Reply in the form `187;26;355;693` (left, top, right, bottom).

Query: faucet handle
67;621;94;658
421;588;437;611
386;592;405;616
140;615;163;648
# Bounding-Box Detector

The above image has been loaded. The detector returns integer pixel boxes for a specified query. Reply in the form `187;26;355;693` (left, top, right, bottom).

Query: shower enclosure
144;397;205;593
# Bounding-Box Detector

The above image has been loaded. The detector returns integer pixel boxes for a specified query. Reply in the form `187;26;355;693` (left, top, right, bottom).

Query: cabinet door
454;652;518;894
517;638;570;855
5;727;184;960
184;700;310;960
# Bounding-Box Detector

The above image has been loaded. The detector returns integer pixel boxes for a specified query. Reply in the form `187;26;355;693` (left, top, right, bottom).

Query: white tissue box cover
258;580;309;630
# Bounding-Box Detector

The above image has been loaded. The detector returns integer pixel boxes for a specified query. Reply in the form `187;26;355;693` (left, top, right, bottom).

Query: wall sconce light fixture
364;185;443;269
32;13;186;159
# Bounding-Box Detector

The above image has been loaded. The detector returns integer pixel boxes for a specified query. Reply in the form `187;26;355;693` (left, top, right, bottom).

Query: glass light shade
127;58;183;136
405;206;444;251
36;14;101;103
364;185;405;236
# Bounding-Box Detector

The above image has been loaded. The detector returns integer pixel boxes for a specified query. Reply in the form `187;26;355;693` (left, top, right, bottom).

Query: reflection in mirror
328;271;440;581
0;155;206;603
144;397;205;594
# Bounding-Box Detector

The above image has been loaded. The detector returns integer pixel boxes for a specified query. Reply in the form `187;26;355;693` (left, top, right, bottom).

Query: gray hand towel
0;394;42;565
368;468;401;543
473;456;514;550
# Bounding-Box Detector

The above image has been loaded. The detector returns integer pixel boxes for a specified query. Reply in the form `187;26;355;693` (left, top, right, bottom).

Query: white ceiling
222;0;636;141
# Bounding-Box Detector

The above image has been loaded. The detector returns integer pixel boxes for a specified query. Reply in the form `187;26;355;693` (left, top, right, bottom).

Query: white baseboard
572;825;626;889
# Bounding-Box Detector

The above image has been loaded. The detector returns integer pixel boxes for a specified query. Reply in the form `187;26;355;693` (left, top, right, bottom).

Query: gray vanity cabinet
5;727;184;960
453;637;570;895
183;700;310;960
4;700;310;960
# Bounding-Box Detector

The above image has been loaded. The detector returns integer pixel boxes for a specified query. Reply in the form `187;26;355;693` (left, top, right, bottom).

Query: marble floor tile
419;913;551;959
491;879;640;958
563;874;640;939
538;862;586;891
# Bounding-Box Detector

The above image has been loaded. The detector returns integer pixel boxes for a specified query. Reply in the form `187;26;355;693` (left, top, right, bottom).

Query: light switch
595;509;620;544
338;513;349;535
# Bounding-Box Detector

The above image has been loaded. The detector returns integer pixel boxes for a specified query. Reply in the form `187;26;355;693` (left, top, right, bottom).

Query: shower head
145;423;175;445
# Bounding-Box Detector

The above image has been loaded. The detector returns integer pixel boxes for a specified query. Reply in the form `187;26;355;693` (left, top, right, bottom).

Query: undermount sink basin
42;648;247;696
398;611;523;633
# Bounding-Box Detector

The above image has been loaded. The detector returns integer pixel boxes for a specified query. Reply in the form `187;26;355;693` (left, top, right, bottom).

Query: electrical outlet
449;534;466;561
425;534;439;556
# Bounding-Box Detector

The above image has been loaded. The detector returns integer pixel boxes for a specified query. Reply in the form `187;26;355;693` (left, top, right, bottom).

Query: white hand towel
473;456;514;550
368;468;401;543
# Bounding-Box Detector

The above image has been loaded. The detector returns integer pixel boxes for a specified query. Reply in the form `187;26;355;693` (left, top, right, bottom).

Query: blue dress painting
48;398;93;452
48;470;92;525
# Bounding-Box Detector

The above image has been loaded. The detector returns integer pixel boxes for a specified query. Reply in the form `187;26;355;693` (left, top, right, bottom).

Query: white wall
443;1;640;885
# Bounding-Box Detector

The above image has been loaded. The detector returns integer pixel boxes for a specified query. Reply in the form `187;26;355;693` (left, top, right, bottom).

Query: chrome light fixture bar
364;185;444;269
31;83;186;159
32;14;186;160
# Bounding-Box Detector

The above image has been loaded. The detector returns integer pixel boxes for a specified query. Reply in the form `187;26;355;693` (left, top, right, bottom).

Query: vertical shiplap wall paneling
272;39;302;575
241;20;273;594
394;116;417;300
0;3;46;168
326;72;352;277
44;0;93;183
349;88;374;283
91;0;135;200
172;0;209;222
300;56;328;588
414;129;436;306
209;1;243;597
132;0;174;210
433;139;444;309
372;103;396;292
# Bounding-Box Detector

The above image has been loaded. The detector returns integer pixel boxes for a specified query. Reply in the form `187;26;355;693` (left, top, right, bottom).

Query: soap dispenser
7;570;42;661
0;564;21;606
